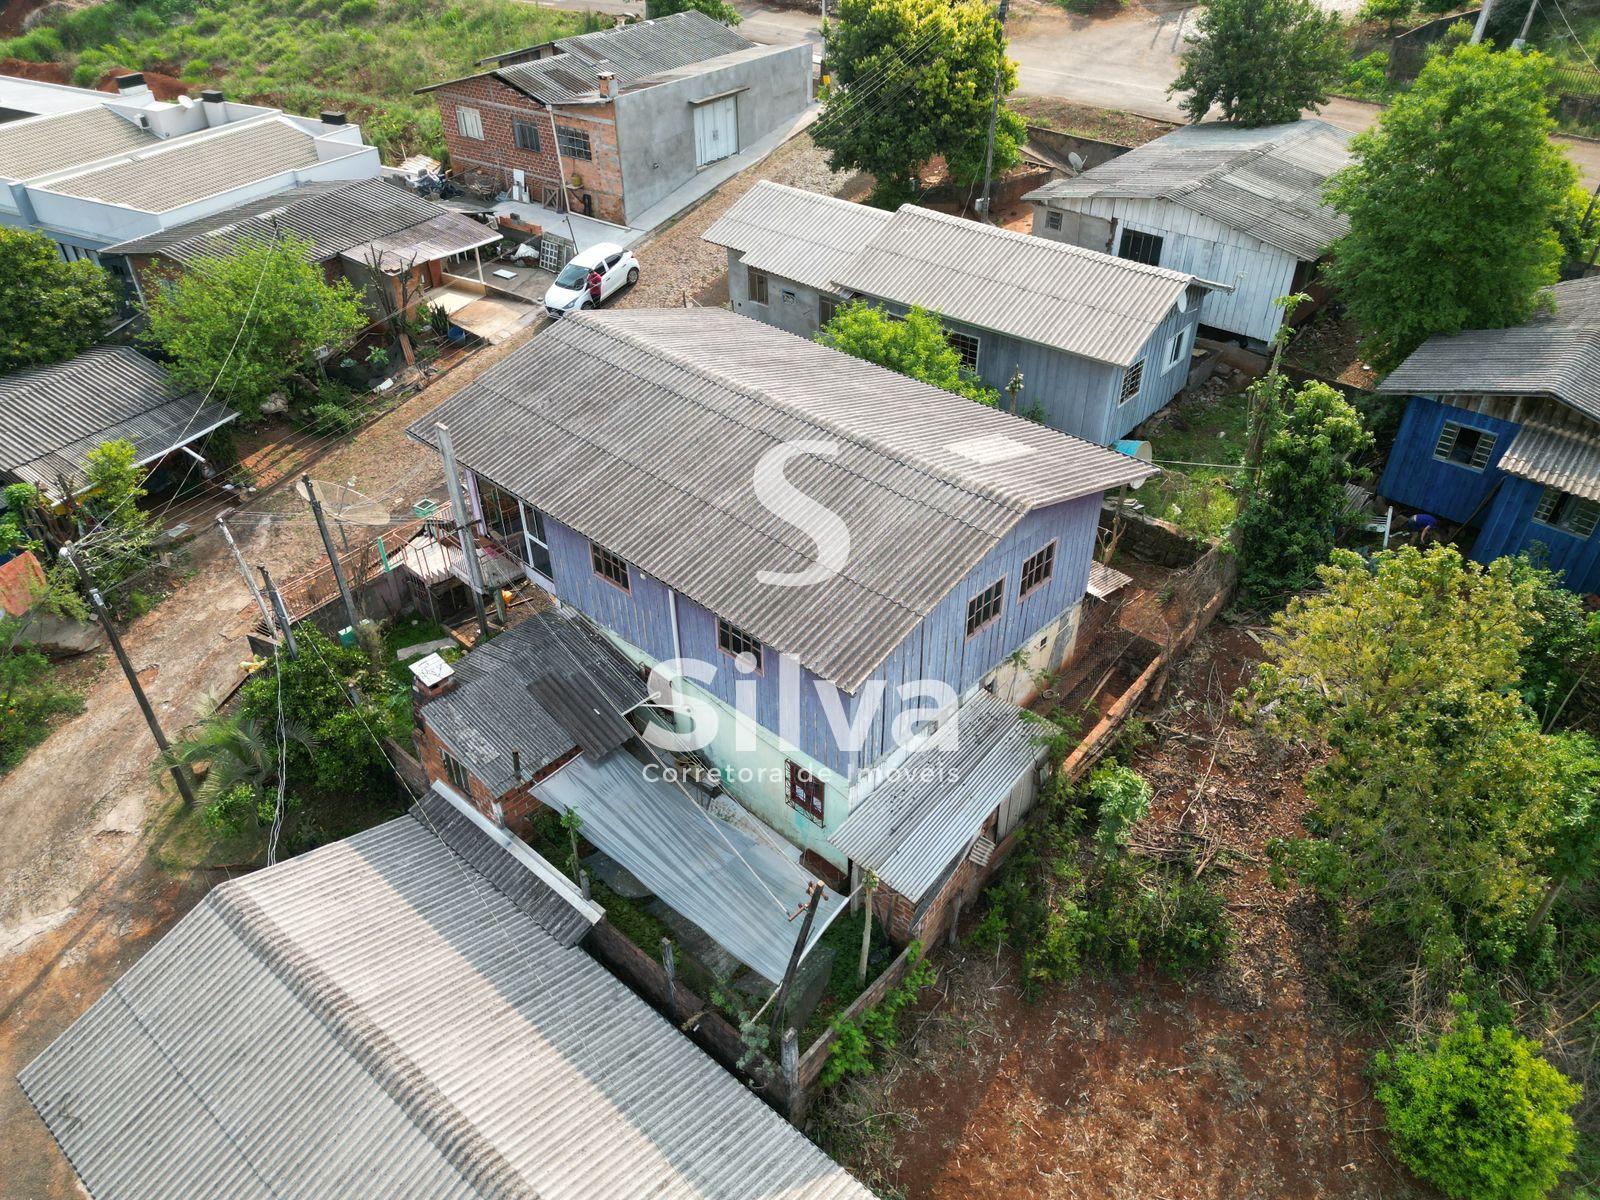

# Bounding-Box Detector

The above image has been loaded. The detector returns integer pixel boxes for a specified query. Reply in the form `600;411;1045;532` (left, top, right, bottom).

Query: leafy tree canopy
1327;44;1577;373
146;233;366;419
817;302;999;404
1376;1002;1580;1200
0;227;116;374
1169;0;1345;126
816;0;1024;206
1250;547;1600;1004
644;0;739;23
1234;379;1373;605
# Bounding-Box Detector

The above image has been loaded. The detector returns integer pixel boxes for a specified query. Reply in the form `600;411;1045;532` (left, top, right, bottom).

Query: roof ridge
209;876;540;1200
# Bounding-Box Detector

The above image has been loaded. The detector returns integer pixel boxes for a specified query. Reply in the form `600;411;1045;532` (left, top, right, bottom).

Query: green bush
1342;50;1393;103
1376;1005;1579;1200
0;632;85;773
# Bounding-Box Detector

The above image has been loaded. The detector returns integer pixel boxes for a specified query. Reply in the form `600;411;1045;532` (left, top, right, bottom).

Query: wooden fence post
661;938;677;1020
781;1027;802;1126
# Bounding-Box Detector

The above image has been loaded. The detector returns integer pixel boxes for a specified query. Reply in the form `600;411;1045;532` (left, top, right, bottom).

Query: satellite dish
296;478;390;526
1067;151;1085;173
1176;290;1188;312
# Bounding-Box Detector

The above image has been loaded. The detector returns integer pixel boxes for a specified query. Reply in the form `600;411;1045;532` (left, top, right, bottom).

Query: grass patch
1;0;591;162
382;615;455;691
1131;389;1252;542
1009;95;1176;147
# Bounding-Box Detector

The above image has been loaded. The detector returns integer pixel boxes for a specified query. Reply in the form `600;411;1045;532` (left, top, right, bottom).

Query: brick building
417;11;811;226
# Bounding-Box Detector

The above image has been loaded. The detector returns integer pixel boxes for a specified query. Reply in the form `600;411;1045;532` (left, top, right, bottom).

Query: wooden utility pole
258;564;298;659
769;882;826;1040
976;0;1013;222
858;872;876;983
435;423;492;643
63;545;196;807
301;475;359;634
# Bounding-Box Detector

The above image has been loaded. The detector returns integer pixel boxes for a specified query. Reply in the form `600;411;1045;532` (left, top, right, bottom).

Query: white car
544;243;640;318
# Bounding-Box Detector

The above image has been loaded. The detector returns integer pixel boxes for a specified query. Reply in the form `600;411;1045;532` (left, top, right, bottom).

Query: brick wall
430;76;625;224
414;713;547;823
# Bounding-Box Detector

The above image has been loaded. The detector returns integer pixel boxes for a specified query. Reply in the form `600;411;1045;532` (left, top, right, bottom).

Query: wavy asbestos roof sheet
19;795;873;1200
701;181;892;293
1500;425;1600;502
0;346;234;498
41;118;326;213
1026;119;1351;260
1378;276;1600;425
837;204;1195;367
829;690;1043;902
0;105;155;181
407;309;1155;693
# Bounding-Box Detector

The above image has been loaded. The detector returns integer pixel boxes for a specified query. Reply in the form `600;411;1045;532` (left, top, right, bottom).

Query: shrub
1087;763;1152;850
1376;1005;1579;1200
1342;50;1392;103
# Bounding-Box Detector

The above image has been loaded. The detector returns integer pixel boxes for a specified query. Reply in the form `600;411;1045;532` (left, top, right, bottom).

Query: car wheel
582;299;595;309
626;267;639;286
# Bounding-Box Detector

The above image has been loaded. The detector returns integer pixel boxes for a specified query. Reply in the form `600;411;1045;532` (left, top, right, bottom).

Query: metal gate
693;95;738;167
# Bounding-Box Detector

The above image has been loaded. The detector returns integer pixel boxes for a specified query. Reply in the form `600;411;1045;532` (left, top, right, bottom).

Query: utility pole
769;882;826;1041
1472;0;1496;43
976;0;1013;223
435;423;492;643
258;564;298;659
301;474;359;635
216;515;272;631
62;545;196;808
1514;0;1538;49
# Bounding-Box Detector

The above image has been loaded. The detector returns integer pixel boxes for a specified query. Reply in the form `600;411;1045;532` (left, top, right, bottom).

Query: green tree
817;302;999;404
1376;1004;1579;1200
1234;380;1372;605
1168;0;1345;126
644;0;739;23
73;440;160;593
146;234;366;418
0;227;116;373
1250;547;1600;1001
1327;45;1577;373
154;695;311;836
815;0;1024;206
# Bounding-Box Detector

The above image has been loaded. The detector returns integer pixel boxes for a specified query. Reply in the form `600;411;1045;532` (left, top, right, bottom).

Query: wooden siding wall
1031;195;1301;346
1477;475;1600;594
1377;395;1521;525
522;496;1101;777
1104;294;1202;443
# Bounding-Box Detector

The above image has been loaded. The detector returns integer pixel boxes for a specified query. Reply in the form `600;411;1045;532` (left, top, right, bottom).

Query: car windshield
555;262;590;288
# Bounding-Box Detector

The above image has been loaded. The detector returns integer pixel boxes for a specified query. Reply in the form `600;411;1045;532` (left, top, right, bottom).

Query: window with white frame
1433;421;1497;471
819;294;839;326
716;616;763;670
1534;487;1600;538
1119;359;1144;404
555;124;592;160
1165;326;1190;372
456;106;484;140
1020;542;1056;597
966;578;1004;637
1045;210;1062;231
524;505;554;580
591;542;630;591
946;329;980;372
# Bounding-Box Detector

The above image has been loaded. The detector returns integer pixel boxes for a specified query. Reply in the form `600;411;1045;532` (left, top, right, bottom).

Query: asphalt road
521;0;1600;187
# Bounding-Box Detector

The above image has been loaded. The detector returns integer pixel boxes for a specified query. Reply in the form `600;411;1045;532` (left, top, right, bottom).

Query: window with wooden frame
966;577;1005;637
819;293;839;326
476;474;524;543
1119;359;1144;405
1117;227;1164;267
716;616;763;671
456;106;484;140
512;119;541;153
1433;421;1497;471
748;267;769;305
1045;210;1063;231
590;541;630;591
555;124;591;160
946;329;981;372
1020;542;1056;598
786;760;825;824
1533;487;1600;538
441;748;470;793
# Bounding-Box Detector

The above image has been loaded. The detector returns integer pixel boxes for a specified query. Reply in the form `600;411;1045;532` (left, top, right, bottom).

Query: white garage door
694;95;738;167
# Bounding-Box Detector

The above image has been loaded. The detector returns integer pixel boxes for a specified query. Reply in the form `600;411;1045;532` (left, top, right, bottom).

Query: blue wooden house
702;182;1216;445
1376;277;1600;595
410;308;1154;948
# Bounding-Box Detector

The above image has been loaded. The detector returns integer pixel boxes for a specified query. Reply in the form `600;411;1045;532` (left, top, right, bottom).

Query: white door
694;95;738;167
511;168;527;202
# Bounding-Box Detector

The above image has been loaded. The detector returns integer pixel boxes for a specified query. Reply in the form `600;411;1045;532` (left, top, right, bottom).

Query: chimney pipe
597;71;617;101
320;109;348;126
200;88;224;103
114;72;146;92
